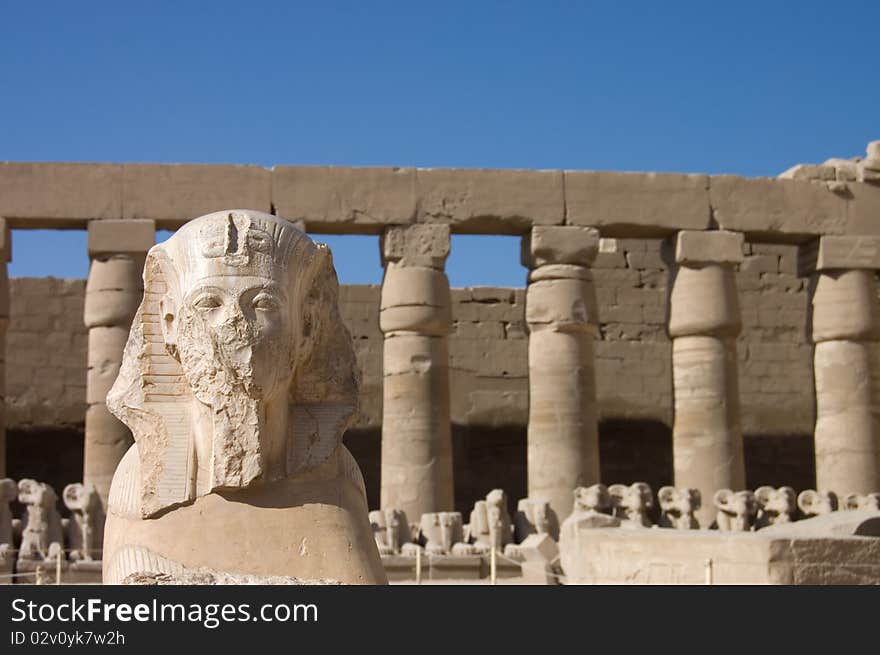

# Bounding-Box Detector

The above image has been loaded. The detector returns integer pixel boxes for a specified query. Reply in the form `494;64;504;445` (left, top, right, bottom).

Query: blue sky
2;1;878;285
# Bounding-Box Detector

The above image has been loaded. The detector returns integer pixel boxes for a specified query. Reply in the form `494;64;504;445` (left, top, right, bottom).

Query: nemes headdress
107;210;360;518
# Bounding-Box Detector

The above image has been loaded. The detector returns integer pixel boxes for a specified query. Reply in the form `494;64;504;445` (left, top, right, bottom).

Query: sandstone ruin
1;140;880;584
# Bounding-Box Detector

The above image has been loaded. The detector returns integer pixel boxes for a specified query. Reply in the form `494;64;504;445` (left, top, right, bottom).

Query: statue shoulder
107;445;142;520
337;445;368;506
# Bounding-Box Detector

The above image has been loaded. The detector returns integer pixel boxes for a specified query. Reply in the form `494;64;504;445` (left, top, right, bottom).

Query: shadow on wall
744;434;816;492
5;426;85;518
347;421;819;517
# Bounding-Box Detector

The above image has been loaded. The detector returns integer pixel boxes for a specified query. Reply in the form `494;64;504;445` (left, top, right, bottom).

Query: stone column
0;220;9;477
84;219;155;505
668;230;744;527
800;236;880;495
523;226;600;521
379;224;454;518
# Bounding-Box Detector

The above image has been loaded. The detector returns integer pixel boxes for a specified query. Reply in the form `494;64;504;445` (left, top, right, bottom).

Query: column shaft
810;267;880;493
83;220;154;505
524;227;600;521
668;231;744;527
379;225;453;518
0;221;9;476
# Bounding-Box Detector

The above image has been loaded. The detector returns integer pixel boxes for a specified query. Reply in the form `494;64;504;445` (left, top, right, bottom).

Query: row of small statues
566;484;879;532
0;479;104;565
371;484;880;557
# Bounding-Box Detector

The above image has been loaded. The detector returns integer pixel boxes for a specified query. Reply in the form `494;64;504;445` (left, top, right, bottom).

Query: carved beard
175;307;289;491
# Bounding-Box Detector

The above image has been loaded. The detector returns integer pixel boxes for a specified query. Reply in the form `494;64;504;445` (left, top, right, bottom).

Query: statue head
108;210;359;518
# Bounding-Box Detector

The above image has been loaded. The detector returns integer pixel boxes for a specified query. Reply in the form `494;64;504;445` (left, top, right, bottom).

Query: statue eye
253;294;279;312
192;294;223;310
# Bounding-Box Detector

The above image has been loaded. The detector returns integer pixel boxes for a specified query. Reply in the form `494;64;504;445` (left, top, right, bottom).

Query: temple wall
5;240;822;436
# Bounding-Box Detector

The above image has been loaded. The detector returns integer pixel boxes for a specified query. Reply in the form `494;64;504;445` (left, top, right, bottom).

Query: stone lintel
88;219;156;257
675;230;744;266
798;235;880;276
521;226;600;269
381;224;450;269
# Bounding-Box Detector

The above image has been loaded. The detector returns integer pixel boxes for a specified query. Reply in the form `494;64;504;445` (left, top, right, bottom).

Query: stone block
273;166;416;233
521;226;599;268
560;527;880;585
416;168;564;233
0;162;123;227
87;219;156;256
565;171;710;233
381;224;449;268
709;175;847;236
798;235;880;275
123;164;270;228
675;230;744;266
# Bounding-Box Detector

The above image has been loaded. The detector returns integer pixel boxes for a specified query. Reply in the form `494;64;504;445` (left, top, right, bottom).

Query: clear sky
2;1;878;285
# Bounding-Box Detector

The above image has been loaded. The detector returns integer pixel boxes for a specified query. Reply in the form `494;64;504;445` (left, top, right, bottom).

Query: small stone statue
63;482;105;561
754;486;796;529
842;492;880;512
608;482;654;527
0;478;17;561
657;486;701;529
370;508;416;555
797;490;839;518
514;497;559;542
102;210;385;584
420;512;475;555
468;489;514;552
713;489;758;532
18;479;64;561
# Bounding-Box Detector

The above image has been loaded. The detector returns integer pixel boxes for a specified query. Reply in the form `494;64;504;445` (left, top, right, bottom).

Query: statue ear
63;483;84;511
657;486;675;508
713;489;733;510
843;493;860;510
797;490;819;514
608;484;626;506
159;294;179;360
755;486;774;506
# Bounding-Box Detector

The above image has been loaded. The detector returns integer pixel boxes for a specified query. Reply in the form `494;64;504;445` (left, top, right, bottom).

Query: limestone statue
797;490;839;518
843;492;880;512
468;489;514;552
712;489;757;532
559;485;620;543
63;482;105;561
18;479;64;561
514;497;559;542
0;478;16;561
754;486;796;529
657;486;701;530
369;508;419;556
419;512;476;555
101;210;386;584
608;482;654;527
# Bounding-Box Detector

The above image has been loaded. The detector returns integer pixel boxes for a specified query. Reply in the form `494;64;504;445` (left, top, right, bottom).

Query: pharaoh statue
102;210;386;584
